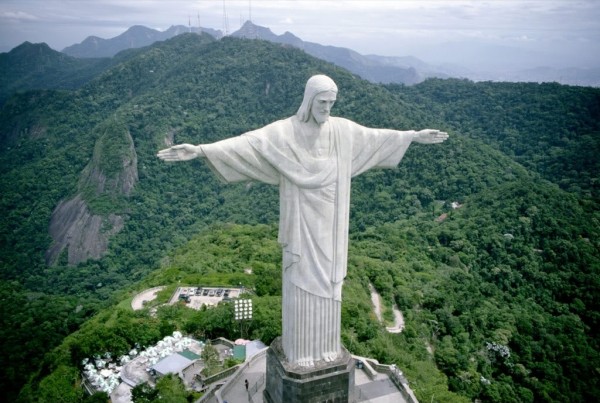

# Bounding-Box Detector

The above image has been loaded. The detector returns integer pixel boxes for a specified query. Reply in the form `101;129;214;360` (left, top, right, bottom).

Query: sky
1;0;599;70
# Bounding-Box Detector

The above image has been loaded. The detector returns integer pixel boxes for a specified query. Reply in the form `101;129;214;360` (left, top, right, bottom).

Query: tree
83;391;110;403
200;342;221;377
154;374;188;403
249;296;282;344
36;365;83;403
131;382;158;403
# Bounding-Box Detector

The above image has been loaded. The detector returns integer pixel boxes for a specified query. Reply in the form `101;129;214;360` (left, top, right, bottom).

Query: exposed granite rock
46;195;124;265
45;125;137;266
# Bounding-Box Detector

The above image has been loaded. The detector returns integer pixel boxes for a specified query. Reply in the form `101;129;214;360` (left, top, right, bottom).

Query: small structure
151;349;202;386
108;332;206;401
231;339;267;362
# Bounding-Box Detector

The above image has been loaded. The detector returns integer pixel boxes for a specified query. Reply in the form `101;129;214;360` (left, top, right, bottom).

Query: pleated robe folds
201;115;414;364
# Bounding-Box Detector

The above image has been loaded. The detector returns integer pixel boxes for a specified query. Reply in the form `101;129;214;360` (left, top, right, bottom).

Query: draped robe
201;115;414;364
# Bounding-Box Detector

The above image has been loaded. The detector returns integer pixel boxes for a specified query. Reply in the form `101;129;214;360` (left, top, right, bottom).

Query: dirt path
369;283;384;322
368;283;405;333
387;306;405;334
131;286;165;310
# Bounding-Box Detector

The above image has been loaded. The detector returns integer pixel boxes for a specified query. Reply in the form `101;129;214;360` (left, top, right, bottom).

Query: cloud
279;17;294;25
0;10;39;22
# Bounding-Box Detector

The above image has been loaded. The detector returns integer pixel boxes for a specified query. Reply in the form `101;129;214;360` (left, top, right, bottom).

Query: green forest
0;33;598;402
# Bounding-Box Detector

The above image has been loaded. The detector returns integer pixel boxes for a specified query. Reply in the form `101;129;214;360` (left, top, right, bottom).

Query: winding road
131;286;165;310
369;283;405;333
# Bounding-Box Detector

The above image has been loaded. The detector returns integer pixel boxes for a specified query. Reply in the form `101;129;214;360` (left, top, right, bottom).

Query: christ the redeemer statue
158;75;448;367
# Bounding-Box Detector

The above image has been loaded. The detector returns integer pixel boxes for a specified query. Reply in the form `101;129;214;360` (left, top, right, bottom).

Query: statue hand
157;144;204;161
413;129;449;144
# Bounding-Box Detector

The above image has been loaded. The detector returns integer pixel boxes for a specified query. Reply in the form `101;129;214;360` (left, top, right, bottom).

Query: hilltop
62;24;222;58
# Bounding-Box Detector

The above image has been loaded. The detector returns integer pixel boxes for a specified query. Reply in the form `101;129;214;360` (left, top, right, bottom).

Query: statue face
310;91;337;125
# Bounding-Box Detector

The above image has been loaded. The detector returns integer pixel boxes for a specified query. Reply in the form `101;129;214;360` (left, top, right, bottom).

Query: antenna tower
222;0;230;36
246;0;256;38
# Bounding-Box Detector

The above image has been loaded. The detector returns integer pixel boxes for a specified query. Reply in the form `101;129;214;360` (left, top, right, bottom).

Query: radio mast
222;0;230;36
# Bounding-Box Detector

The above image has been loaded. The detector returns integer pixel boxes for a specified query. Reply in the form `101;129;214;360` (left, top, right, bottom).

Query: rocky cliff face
46;124;137;265
46;195;124;265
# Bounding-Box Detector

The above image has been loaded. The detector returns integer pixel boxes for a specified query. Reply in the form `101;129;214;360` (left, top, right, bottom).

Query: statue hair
296;75;338;122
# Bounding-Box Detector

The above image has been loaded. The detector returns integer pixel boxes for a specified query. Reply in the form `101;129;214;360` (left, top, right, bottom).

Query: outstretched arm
412;129;449;144
157;144;205;162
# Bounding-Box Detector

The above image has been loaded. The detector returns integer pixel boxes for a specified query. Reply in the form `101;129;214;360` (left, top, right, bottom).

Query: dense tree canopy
0;34;598;402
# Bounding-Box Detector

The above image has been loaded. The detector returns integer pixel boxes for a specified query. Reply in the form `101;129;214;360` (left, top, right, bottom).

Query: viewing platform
201;348;418;403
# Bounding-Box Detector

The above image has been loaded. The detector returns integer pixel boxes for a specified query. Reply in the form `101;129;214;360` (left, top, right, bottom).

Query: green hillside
0;34;598;402
0;39;177;106
0;42;107;105
394;79;600;199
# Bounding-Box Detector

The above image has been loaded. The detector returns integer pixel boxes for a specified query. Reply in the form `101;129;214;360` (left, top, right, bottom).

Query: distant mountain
410;40;600;87
60;21;439;85
364;54;453;80
57;21;599;87
0;41;113;104
62;24;222;58
232;21;428;85
486;66;600;88
231;22;600;87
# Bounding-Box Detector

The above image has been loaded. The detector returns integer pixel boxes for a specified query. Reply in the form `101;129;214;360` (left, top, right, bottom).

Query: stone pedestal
263;337;355;403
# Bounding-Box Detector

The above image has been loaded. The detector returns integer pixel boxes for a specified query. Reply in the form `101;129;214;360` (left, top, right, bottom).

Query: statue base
263;337;355;403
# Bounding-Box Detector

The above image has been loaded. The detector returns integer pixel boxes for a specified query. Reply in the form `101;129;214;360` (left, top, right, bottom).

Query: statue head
297;75;338;123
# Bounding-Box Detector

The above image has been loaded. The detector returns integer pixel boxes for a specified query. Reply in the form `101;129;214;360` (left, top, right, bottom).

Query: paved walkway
215;351;267;403
211;352;410;403
354;362;408;403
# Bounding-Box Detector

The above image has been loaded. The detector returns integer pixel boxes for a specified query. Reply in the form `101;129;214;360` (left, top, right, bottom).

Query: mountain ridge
56;20;600;87
0;41;114;104
4;21;599;88
62;24;222;58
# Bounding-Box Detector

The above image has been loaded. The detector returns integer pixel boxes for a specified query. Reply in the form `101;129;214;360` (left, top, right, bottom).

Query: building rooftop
178;349;201;361
152;352;195;376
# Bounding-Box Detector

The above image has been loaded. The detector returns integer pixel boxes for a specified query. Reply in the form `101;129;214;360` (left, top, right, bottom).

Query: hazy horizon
1;1;599;72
